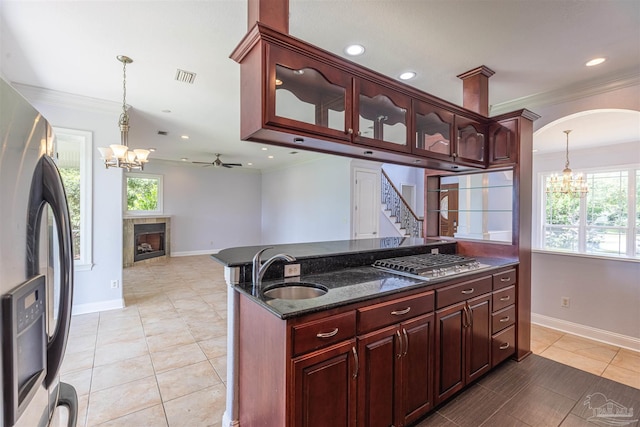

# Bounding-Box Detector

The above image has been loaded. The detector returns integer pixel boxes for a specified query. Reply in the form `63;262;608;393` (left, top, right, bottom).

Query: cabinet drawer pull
391;307;411;316
499;295;511;302
499;342;510;350
396;330;403;358
461;288;474;295
402;328;409;357
316;328;339;338
499;316;510;323
500;277;511;282
352;347;359;379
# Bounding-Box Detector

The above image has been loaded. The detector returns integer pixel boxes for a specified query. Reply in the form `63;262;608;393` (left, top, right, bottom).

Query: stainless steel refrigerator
1;78;78;427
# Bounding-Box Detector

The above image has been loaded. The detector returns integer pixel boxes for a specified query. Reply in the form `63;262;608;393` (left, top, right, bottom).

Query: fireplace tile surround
123;216;171;267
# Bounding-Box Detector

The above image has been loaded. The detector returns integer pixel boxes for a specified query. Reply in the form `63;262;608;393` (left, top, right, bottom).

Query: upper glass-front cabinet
413;100;454;159
268;45;352;141
353;79;411;152
455;116;486;166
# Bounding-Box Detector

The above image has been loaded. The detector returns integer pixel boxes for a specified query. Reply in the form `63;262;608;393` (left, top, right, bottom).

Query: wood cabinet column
248;0;289;33
457;66;495;117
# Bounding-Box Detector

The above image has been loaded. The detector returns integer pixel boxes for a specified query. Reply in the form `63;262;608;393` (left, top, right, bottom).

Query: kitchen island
212;238;520;427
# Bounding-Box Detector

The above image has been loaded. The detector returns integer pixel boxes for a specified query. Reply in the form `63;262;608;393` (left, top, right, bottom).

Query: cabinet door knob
391;307;411;316
316;328;339;338
347;128;354;135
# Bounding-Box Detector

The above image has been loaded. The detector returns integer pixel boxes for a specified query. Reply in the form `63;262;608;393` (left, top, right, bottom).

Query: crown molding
490;71;640;116
11;82;122;114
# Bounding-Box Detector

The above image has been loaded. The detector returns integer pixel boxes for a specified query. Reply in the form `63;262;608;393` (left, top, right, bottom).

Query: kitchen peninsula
212;238;520;426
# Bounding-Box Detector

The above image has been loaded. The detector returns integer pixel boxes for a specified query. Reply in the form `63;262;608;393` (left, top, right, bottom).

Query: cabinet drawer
491;305;515;333
436;276;492;309
292;311;356;357
357;291;434;334
492;325;516;367
493;269;516;290
492;285;516;312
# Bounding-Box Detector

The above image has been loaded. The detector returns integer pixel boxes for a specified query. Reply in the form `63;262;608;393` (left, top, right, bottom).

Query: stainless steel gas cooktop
373;253;490;281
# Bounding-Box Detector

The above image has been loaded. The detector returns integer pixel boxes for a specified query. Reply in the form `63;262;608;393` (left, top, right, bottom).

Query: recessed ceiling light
247;162;253;166
268;155;274;159
345;44;365;56
261;147;268;151
399;71;416;80
181;157;188;161
585;57;606;67
181;135;189;140
149;148;157;152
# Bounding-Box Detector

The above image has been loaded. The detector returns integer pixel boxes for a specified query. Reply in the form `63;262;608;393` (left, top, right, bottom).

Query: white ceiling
1;0;638;169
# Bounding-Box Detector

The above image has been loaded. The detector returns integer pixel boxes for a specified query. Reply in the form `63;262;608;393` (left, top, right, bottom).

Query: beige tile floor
61;256;639;426
531;323;640;389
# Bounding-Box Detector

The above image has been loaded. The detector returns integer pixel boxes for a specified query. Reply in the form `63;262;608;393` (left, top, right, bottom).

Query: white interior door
353;168;380;239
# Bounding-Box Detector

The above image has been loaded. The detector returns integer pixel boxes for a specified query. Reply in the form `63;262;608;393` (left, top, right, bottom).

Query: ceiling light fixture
546;130;588;197
97;55;150;171
345;44;365;56
181;135;189;140
585;57;606;67
399;71;416;80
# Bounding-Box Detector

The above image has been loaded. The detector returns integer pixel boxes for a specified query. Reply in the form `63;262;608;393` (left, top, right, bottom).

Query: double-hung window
540;165;639;259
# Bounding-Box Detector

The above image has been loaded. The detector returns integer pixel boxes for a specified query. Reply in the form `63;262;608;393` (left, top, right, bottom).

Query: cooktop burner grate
373;253;487;280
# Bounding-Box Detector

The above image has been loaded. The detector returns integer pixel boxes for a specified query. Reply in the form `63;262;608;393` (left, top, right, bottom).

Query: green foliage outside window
126;176;159;211
59;167;81;260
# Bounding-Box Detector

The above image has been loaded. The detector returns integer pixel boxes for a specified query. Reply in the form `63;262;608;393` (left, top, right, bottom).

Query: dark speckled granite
211;237;457;283
235;259;518;319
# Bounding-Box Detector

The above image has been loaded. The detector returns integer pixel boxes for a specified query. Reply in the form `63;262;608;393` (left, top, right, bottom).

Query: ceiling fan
192;153;242;168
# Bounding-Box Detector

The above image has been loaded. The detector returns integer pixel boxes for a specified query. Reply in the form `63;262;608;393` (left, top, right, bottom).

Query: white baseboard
532;313;640;352
72;298;124;315
171;249;220;257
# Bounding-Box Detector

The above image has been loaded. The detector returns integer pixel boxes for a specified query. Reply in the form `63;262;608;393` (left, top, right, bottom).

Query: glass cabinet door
267;45;352;141
455;116;486;166
354;79;411;152
413;100;454;159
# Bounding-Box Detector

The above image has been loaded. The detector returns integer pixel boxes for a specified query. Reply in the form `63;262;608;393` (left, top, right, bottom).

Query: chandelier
97;55;150;171
545;130;588;197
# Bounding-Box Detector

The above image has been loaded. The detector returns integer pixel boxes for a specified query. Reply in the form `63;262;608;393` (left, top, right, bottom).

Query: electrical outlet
284;263;301;278
110;279;119;289
431;248;439;254
561;296;570;308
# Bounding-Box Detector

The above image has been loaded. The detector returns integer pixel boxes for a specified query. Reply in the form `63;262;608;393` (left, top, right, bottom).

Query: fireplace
123;216;170;267
134;223;166;262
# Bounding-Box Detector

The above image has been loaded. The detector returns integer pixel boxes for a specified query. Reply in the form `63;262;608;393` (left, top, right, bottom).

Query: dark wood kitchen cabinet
491;269;517;366
353;78;412;153
454;116;487;167
434;275;492;404
413;100;455;160
292;339;357;427
356;290;435;427
488;118;518;166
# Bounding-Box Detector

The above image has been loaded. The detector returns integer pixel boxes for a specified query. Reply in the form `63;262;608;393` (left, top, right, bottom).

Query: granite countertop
212;237;449;267
235;257;518;319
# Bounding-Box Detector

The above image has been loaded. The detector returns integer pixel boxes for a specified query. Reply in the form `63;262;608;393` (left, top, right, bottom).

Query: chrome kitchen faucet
252;247;297;295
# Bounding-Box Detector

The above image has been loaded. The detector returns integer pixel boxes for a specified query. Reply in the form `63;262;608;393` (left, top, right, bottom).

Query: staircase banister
381;168;421;221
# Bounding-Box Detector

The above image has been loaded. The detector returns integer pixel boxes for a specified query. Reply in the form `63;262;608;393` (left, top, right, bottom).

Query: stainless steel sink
262;283;328;300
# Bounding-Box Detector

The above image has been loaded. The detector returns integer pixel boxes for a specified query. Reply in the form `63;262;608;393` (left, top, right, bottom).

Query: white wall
141;160;262;254
531;84;640;346
261;155;352;244
24;95;126;314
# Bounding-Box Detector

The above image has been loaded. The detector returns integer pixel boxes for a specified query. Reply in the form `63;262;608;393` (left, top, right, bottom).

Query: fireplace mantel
123;216;171;267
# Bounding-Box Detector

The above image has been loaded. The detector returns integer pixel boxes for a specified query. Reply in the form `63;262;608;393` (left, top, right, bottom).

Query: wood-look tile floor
61;256;639;426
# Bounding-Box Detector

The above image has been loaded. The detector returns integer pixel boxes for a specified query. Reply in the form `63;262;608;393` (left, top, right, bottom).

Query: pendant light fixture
545;130;588;197
97;55;150;171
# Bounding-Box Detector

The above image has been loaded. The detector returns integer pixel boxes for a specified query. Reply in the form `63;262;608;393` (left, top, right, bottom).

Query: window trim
536;163;639;260
53;127;93;271
123;172;164;216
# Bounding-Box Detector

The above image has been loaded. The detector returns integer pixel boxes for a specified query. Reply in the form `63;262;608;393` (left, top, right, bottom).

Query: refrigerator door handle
26;155;74;388
56;382;78;427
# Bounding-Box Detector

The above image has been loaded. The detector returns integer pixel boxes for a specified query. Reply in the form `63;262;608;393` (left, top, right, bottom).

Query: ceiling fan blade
192;161;213;164
223;163;242;167
222;164;233;168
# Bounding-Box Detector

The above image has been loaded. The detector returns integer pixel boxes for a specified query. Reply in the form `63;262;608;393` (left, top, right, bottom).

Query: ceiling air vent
175;69;196;84
157;131;168;136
